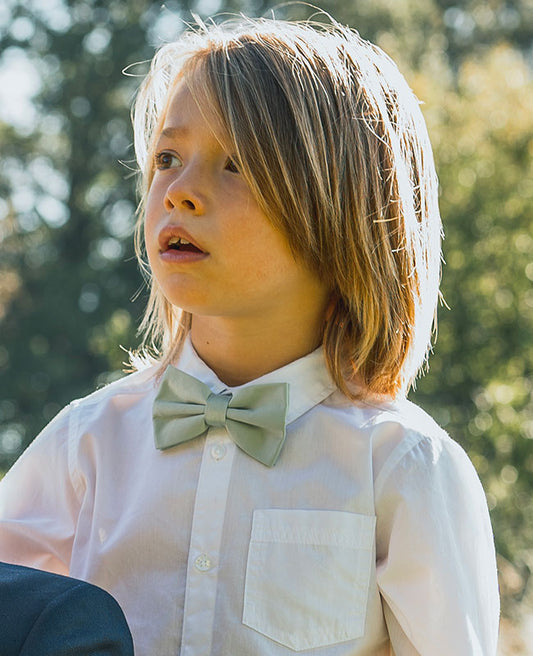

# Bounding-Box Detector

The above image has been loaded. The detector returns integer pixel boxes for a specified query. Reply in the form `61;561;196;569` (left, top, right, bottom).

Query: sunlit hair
132;16;442;399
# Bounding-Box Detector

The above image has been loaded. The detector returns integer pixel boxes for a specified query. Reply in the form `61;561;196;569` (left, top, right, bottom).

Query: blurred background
0;0;532;651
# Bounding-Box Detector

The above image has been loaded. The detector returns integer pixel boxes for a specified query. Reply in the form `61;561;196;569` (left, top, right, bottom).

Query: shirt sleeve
375;431;500;656
0;404;80;575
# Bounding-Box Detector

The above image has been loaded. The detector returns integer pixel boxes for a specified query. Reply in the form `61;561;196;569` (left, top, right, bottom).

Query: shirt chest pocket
242;509;376;652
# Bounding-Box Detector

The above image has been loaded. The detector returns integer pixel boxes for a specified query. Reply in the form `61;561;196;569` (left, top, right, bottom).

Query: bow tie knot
205;392;232;428
153;367;289;467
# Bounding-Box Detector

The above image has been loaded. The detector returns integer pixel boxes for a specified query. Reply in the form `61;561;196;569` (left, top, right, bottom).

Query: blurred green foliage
0;0;532;615
411;43;533;612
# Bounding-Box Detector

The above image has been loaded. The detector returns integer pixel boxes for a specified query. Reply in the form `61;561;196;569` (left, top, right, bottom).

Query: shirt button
194;553;212;572
210;443;227;461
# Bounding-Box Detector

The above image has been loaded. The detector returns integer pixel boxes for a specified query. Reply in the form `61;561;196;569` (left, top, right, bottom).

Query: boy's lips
158;226;208;262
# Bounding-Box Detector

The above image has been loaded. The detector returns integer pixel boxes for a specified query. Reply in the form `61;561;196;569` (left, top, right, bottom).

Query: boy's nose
164;174;205;215
165;197;197;212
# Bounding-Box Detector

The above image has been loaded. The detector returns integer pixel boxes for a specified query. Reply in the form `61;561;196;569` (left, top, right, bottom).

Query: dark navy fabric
0;562;134;655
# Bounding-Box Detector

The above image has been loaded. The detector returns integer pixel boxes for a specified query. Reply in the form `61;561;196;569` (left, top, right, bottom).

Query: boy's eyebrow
159;126;188;140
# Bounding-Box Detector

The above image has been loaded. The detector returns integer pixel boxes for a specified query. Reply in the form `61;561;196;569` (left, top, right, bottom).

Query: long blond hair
132;16;442;398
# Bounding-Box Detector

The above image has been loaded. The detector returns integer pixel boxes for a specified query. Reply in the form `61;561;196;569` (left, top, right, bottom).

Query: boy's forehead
160;75;228;143
164;79;200;125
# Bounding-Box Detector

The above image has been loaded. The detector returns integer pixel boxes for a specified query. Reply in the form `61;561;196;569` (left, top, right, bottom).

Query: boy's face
144;78;329;325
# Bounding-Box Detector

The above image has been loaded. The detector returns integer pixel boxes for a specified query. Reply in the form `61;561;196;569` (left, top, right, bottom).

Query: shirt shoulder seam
373;428;447;500
65;368;158;501
70;368;158;410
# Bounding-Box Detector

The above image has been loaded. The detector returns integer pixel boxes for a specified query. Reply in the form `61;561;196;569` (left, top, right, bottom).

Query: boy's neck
189;311;326;387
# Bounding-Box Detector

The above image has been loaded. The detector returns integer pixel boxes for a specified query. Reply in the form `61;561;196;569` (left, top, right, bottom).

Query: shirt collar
176;335;337;425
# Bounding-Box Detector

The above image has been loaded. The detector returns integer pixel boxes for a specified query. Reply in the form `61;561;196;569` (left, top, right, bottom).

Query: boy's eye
154;151;182;170
224;157;240;174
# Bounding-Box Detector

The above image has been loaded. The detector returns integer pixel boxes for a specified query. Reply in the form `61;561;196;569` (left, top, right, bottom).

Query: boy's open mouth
166;236;204;254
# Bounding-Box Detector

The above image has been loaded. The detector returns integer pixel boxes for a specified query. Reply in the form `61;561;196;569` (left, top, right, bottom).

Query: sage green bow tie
153;367;289;467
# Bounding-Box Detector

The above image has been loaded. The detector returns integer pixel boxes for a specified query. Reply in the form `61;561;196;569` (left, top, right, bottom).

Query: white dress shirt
0;338;499;655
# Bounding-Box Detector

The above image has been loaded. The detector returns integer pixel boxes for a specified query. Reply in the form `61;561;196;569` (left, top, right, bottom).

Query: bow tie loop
153;367;289;467
205;393;231;428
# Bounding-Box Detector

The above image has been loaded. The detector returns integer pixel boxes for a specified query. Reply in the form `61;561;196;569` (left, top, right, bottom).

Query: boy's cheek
143;210;161;253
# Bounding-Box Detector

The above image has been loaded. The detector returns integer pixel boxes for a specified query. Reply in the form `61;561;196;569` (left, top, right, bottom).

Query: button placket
180;428;235;656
